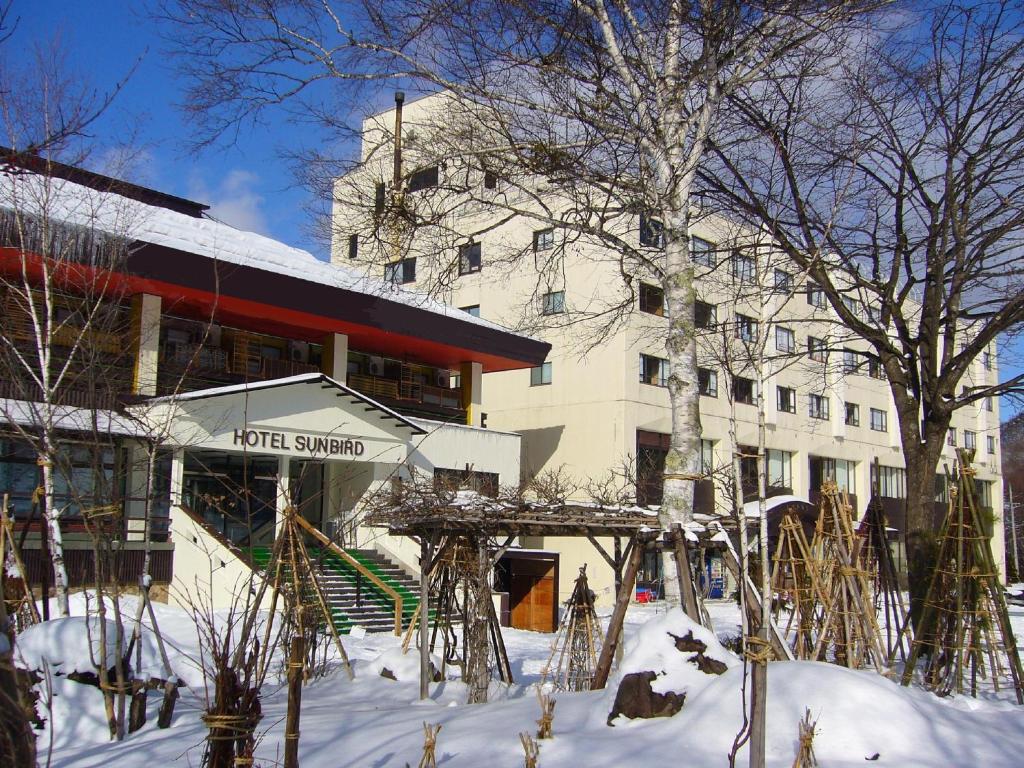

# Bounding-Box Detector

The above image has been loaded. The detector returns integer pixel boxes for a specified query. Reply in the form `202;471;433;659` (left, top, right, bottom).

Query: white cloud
187;169;270;236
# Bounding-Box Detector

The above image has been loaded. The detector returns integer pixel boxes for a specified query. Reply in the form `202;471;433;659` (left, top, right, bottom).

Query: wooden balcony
348;372;465;417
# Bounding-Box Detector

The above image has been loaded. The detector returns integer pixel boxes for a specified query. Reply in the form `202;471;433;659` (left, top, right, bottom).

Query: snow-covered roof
741;494;812;517
0;398;145;437
0;166;536;342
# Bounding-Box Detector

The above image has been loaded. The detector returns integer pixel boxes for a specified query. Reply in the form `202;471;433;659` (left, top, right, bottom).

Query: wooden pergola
365;497;706;697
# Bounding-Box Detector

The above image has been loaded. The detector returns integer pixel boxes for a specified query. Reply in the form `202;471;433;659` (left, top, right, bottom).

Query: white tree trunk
39;444;70;617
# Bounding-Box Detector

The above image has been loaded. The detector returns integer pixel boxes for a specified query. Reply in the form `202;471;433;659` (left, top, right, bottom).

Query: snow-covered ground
16;594;1024;767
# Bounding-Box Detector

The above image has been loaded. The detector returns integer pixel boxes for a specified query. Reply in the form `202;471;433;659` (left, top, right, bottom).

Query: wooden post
592;535;646;690
419;535;434;700
671;526;702;625
284;636;304;768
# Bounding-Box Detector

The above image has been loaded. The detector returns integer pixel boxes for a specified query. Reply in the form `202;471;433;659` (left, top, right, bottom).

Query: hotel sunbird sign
232;428;366;458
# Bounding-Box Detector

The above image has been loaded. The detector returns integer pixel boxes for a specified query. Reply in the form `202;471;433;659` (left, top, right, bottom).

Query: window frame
988;435;996;454
530;361;552;386
776;385;796;414
732;251;756;283
869;407;888;432
385;257;416;285
640;354;670;387
640;283;666;316
691;236;715;268
775;326;795;354
736;313;759;343
533;227;555;252
773;269;793;292
458;241;482;275
808;393;830;420
541;290;565;315
694;299;716;329
964;430;977;450
845;402;860;427
698;367;718;398
808;336;827;363
733;376;756;405
639;215;665;248
460;305;480;317
407;165;439;192
807;281;827;309
947;427;957;447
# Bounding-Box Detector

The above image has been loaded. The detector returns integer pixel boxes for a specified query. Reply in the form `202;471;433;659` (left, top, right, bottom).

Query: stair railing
292;514;404;635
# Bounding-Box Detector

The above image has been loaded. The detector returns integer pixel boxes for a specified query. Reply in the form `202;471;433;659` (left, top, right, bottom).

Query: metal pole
1009;484;1019;579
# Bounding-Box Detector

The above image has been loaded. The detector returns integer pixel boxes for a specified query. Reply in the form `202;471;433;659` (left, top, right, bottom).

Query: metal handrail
292;514;404;635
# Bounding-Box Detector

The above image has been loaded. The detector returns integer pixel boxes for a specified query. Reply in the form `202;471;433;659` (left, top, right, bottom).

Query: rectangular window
871;465;906;499
947;427;957;447
867;354;885;380
530;361;552;386
347;233;358;260
842;295;859;317
698;368;718;397
692;236;715;268
843;348;859;374
776;386;796;414
374;182;386;215
988;435;996;454
736;314;758;342
767;449;793;489
732;251;756;283
845;402;860;427
695;300;716;329
809;394;830;420
458;242;482;275
407;165;439;192
807;281;826;309
870;407;888;432
640;283;666;316
774;269;792;292
985;396;994;412
809;455;856;494
808;336;827;363
701;439;715;475
460;305;480;317
484;170;498;189
640;215;665;248
964;430;976;450
385;257;416;285
733;376;755;405
775;326;795;353
533;228;555;252
541;290;565;315
640;354;669;387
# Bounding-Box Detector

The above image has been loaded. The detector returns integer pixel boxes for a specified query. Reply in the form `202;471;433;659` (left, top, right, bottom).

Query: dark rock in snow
607;671;687;725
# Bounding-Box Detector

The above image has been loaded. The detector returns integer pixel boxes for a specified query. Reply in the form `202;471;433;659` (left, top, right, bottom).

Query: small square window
541;290;565;315
530;361;552;386
964;430;976;450
385;257;416;285
695;300;716;329
870;408;887;432
698;368;718;397
988;435;996;454
533;228;555;252
845;402;860;427
640;215;665;248
459;242;482;275
733;376;755;405
808;336;827;363
736;314;758;342
640;283;666;316
640;354;669;387
692;236;715;268
774;269;792;292
777;386;796;414
775;326;795;354
807;282;827;309
461;305;480;317
809;394;830;420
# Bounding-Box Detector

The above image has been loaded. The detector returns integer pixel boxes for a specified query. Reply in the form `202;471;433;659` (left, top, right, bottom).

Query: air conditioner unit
368;356;385;376
436;371;449;388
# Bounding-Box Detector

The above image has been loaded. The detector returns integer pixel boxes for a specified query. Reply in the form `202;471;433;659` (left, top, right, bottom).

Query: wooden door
509;558;556;632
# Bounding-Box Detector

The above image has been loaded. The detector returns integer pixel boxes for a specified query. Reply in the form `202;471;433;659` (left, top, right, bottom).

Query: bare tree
701;0;1024;614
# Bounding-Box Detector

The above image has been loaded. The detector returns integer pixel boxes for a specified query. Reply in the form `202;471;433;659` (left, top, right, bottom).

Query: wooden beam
670;526;703;626
586;532;617;571
592;534;648;689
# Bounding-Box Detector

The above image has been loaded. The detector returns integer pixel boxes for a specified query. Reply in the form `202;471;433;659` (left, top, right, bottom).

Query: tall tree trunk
39;445;70;617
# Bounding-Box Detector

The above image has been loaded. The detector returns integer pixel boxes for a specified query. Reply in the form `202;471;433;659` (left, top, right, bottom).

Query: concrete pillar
130;293;162;396
276;455;291;536
322;332;349;382
124;441;150;541
460;361;483;427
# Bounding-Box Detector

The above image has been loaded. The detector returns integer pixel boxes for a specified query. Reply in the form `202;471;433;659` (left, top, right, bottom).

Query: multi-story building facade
0;152;547;619
332;95;1005;608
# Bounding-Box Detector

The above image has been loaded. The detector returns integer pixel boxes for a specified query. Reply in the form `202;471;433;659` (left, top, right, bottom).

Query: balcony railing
348;372;463;413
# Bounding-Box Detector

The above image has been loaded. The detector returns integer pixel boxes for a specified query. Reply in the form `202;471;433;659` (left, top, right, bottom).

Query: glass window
458;242;482;274
809;394;829;420
385;257;416;285
776;386;796;414
698;368;718;397
809;455;856;494
640;215;665;248
807;281;827;309
871;465;906;499
530;361;552;386
695;300;716;329
692;236;715;267
460;305;480;317
541;290;565;315
867;354;885;379
640;354;669;387
870;408;887;432
407;165;439;192
964;430;976;450
843;348;859;374
732;251;756;283
984;396;994;412
347;233;358;260
774;269;792;292
640;283;666;316
808;336;827;363
775;326;795;353
736;314;758;342
947;427;957;447
733;376;755;405
374;182;386;215
533;228;555;252
845;402;860;427
842;295;859;317
988;435;996;454
767;449;793;489
701;439;715;475
484;170;498;189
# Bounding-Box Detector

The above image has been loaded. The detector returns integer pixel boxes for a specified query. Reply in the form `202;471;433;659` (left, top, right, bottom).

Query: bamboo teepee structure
542;565;604;691
901;453;1024;702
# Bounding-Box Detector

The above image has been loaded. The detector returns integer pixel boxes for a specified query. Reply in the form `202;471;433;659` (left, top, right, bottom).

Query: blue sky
8;0;332;258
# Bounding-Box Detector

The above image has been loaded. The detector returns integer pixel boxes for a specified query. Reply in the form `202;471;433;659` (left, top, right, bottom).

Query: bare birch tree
701;0;1024;614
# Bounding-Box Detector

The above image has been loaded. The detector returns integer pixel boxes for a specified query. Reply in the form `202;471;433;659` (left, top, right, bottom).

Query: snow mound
615;608;738;697
16;616;121;674
367;647;442;683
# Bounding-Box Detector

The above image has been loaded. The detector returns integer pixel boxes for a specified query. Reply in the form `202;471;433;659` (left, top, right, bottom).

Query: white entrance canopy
134;373;425;463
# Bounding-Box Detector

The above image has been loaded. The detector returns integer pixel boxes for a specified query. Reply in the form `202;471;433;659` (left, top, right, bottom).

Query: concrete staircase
312;547;421;634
